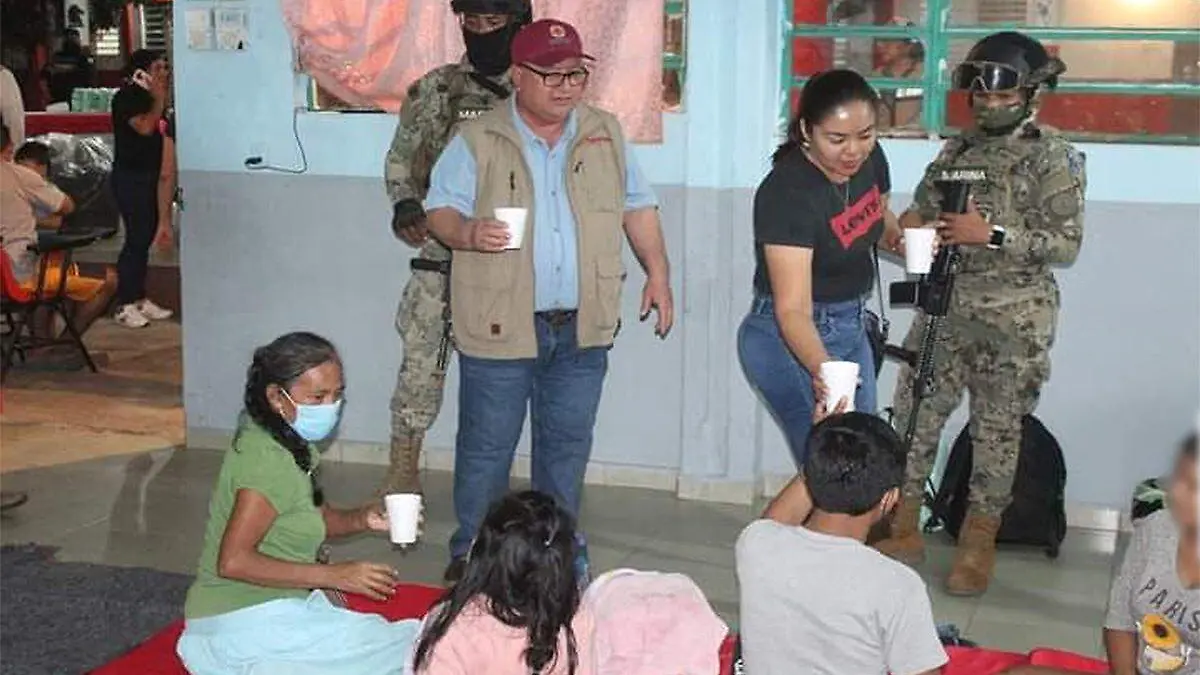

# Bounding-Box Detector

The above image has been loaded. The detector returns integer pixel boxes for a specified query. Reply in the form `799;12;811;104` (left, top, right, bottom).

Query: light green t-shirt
183;418;326;620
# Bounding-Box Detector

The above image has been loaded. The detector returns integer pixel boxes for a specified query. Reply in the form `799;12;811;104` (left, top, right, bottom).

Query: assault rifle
884;180;971;521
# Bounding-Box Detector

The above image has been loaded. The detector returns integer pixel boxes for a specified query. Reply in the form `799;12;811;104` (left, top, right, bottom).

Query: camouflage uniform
382;61;510;491
892;124;1087;518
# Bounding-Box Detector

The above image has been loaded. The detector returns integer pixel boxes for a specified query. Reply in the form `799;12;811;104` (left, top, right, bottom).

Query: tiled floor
0;448;1117;657
0;319;1118;659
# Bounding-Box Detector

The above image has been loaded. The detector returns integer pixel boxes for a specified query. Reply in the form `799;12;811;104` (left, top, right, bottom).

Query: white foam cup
904;227;937;274
819;361;860;413
493;207;528;250
384;493;422;545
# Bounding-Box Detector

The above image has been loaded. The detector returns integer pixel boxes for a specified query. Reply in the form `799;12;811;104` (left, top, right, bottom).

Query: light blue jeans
737;295;878;468
177;590;421;675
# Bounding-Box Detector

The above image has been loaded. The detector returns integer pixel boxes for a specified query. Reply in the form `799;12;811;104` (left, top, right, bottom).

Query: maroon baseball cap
510;19;594;68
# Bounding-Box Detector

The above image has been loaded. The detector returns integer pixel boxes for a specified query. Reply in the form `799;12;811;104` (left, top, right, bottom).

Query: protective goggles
952;61;1024;92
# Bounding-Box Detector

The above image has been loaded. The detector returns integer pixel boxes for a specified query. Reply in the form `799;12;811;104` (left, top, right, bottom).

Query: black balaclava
463;21;523;76
454;0;532;77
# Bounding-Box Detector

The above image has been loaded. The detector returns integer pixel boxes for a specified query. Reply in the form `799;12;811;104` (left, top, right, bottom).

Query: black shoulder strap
871;244;889;336
467;71;511;100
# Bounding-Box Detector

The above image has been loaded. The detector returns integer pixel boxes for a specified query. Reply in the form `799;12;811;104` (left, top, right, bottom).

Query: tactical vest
917;129;1074;281
450;104;629;360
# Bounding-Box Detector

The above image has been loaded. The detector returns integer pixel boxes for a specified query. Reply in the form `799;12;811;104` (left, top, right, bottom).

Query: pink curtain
282;0;664;142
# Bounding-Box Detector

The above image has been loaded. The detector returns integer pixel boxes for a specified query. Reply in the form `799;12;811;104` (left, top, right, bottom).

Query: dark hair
773;69;880;165
413;491;580;675
124;49;164;78
240;332;340;506
1;119;10;150
1183;432;1197;460
804;412;905;516
15;141;51;168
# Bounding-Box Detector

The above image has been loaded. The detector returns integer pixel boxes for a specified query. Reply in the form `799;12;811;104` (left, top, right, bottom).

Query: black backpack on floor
923;414;1067;559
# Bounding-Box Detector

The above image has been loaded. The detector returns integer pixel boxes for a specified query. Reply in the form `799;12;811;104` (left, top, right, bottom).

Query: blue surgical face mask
281;389;343;442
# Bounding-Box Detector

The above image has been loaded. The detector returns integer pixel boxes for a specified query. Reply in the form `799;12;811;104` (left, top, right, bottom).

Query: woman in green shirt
178;332;421;675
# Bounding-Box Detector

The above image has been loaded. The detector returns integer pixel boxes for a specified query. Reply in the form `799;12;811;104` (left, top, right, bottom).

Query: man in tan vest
424;18;673;584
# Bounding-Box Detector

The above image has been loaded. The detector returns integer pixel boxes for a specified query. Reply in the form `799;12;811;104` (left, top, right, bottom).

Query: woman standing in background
109;49;175;328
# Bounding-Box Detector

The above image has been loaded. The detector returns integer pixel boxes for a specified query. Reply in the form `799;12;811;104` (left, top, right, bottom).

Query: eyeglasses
459;13;510;34
521;65;590;88
952;61;1023;92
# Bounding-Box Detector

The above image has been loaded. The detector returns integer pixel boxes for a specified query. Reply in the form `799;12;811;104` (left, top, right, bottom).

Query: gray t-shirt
736;519;948;675
1105;510;1200;675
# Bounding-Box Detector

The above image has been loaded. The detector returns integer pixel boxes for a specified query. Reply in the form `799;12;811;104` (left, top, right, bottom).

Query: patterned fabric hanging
280;0;664;142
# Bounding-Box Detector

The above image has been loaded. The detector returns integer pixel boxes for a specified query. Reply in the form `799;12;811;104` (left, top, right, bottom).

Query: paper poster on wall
64;1;90;45
215;8;250;51
186;8;215;50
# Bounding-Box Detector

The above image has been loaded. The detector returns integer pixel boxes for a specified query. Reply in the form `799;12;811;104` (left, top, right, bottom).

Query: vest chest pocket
593;257;626;332
454;254;518;343
574;145;623;214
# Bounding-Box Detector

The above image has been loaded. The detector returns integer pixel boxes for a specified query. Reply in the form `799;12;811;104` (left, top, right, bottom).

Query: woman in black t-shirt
737;69;907;468
110;49;175;328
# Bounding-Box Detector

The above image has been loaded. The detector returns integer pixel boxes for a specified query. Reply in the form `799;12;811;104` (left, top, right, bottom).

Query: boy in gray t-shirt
1104;433;1198;675
736;412;947;675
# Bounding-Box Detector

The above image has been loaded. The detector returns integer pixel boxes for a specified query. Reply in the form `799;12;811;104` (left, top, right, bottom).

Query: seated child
736;410;948;675
409;490;591;675
1004;432;1199;675
0;124;116;338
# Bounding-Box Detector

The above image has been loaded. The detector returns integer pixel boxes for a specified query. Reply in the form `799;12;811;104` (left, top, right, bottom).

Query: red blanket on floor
942;645;1109;674
90;584;738;674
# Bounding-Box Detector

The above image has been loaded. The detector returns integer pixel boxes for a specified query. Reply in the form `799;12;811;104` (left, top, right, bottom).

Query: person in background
1;134;117;340
1001;432;1198;675
736;405;947;675
737;68;904;469
41;29;93;106
379;0;532;498
0;66;25;148
177;332;421;675
873;19;925;130
408;490;589;675
872;31;1086;597
109;49;174;329
423;19;673;584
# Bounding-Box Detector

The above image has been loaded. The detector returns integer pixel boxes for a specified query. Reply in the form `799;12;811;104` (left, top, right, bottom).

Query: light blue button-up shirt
424;101;658;311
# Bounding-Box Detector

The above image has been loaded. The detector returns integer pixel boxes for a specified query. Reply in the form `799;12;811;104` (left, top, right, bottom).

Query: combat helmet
450;0;533;25
952;31;1065;95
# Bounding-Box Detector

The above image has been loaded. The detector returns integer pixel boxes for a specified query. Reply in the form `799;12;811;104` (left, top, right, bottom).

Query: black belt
535;309;577;328
410;259;450;274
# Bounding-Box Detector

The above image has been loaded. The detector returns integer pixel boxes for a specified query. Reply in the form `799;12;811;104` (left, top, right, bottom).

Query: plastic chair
0;234;102;381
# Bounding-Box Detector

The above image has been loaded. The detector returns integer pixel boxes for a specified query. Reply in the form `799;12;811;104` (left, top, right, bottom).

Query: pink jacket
582;569;729;675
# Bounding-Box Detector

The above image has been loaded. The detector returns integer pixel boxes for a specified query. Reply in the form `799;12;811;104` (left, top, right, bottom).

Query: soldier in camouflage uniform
380;0;532;495
873;32;1087;596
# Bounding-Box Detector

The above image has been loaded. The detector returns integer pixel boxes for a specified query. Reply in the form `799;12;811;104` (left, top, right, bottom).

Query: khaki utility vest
451;104;629;359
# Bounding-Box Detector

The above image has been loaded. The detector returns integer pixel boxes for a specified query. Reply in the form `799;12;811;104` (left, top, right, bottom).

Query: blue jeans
449;312;607;558
111;170;159;306
737;295;877;468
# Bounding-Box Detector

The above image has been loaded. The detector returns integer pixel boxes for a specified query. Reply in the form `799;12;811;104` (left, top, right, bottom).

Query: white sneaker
115;304;150;328
136;299;173;321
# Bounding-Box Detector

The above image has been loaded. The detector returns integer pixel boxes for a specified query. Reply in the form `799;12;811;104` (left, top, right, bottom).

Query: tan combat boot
946;509;1003;597
376;433;423;496
870;499;926;566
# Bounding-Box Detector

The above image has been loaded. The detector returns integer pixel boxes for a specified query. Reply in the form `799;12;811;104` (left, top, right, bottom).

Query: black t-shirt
752;144;891;303
111;84;164;174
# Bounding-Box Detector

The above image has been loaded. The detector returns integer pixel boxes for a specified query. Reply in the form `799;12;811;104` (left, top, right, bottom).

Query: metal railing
784;0;1200;144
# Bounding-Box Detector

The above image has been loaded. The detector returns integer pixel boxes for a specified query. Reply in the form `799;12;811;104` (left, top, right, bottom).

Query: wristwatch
987;225;1007;250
